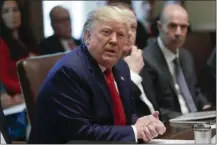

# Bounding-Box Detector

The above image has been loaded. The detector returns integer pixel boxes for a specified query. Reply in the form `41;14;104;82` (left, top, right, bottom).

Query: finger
152;111;159;119
143;126;153;141
147;123;158;138
131;45;138;55
140;131;148;142
155;124;166;135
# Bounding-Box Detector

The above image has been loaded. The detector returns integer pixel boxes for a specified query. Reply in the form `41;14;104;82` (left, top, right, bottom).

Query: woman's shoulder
0;37;7;47
0;37;9;52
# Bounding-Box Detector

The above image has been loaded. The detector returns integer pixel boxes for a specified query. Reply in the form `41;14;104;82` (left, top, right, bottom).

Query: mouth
105;50;116;56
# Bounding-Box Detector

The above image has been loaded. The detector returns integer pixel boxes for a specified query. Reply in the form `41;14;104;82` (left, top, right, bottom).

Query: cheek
2;15;13;28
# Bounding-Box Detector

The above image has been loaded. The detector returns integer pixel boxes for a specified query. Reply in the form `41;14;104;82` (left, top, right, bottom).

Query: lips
105;49;116;56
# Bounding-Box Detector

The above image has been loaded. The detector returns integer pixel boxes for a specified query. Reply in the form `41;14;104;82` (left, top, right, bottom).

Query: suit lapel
152;42;177;94
81;45;113;117
112;65;131;124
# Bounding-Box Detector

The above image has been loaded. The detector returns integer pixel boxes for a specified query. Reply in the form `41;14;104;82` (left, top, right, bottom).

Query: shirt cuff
130;70;142;85
131;125;138;142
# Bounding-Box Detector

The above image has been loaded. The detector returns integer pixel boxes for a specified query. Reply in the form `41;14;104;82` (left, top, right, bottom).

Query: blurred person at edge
108;2;162;119
0;0;39;141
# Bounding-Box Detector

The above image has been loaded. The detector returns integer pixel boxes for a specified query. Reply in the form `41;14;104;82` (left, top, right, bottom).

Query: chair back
17;52;66;124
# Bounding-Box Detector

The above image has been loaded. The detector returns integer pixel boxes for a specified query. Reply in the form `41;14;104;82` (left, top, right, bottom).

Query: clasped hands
135;111;166;142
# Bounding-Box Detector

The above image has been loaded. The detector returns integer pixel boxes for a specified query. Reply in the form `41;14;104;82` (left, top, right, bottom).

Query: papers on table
3;103;26;116
148;139;194;144
169;110;216;123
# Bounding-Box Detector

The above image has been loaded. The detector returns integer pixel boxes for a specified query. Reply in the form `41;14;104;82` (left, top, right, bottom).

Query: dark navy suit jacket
28;44;138;143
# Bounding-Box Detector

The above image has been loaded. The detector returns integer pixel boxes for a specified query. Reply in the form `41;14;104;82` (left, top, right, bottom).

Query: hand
28;52;36;58
124;46;144;74
1;93;24;109
135;111;166;142
202;104;212;110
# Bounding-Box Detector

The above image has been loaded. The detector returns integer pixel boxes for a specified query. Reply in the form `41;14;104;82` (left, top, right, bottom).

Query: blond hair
82;6;130;42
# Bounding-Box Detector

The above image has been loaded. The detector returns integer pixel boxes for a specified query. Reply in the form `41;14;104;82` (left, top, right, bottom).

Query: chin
102;59;118;68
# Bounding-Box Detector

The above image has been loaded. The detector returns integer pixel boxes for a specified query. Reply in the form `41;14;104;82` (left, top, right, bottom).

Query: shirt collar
98;64;106;72
157;37;179;63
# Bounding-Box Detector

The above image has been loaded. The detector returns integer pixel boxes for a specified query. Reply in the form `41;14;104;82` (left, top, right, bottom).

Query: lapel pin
121;76;124;81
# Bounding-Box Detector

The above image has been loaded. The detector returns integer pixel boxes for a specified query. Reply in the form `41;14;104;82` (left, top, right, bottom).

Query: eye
117;32;125;38
180;25;188;30
2;8;9;14
131;25;137;30
12;7;19;12
169;23;177;29
102;29;111;36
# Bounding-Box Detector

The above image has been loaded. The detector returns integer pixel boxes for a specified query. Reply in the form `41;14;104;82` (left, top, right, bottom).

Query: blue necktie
173;57;197;112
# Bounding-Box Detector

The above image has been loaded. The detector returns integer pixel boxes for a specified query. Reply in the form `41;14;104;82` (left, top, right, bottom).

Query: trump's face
85;19;127;68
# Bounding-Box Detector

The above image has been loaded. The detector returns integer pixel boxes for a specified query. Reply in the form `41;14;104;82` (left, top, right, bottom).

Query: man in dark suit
28;6;166;144
39;6;81;55
143;4;212;120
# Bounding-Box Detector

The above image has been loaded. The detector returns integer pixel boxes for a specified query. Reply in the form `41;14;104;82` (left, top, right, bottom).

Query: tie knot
173;57;179;65
104;68;112;76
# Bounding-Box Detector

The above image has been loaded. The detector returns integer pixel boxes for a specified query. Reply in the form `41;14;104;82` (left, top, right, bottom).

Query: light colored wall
154;0;216;31
185;1;216;31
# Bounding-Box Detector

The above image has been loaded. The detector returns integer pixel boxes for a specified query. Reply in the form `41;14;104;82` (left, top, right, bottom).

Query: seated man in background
39;6;81;55
143;4;212;120
29;6;166;144
109;2;161;118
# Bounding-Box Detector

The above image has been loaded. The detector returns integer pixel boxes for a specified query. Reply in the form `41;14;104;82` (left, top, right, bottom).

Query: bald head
49;6;72;38
50;6;69;22
158;4;189;53
160;4;188;24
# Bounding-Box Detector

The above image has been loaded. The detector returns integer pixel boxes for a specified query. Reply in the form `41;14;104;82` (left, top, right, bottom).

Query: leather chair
17;52;66;124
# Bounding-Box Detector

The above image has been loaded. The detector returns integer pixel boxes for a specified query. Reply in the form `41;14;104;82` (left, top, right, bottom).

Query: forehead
3;0;17;8
128;16;137;25
53;8;69;19
166;10;188;25
93;19;127;32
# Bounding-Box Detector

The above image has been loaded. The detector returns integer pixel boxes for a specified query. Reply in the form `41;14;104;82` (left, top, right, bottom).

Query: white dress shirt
130;70;155;113
1;133;6;144
60;39;72;52
98;65;137;142
157;37;189;114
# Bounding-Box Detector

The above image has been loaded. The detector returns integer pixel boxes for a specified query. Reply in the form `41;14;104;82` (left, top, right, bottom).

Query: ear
51;22;55;29
84;30;91;45
157;20;162;32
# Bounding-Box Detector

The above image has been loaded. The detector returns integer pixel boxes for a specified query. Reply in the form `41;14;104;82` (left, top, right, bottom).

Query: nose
110;33;117;45
175;26;181;36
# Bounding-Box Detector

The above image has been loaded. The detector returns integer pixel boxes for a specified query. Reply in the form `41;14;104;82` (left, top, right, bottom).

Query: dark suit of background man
39;6;81;55
28;6;166;144
107;2;161;118
143;4;212;120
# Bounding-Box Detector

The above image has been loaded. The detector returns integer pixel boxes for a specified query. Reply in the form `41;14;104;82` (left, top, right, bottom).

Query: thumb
152;111;159;119
131;45;138;54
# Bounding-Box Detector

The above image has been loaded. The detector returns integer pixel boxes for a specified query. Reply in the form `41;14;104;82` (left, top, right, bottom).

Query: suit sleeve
0;39;21;93
48;66;136;142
